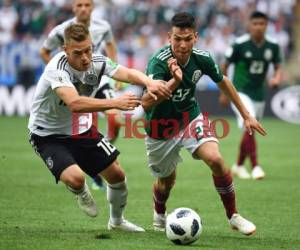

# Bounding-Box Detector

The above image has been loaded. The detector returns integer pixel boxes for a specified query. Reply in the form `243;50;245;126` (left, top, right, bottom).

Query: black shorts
95;83;115;99
29;126;120;183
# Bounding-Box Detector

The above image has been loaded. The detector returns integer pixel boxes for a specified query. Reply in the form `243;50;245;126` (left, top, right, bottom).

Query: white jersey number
97;138;116;155
172;88;190;102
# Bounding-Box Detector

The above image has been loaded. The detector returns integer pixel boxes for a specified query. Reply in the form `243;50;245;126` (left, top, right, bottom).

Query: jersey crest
264;49;273;61
192;70;202;83
84;73;98;86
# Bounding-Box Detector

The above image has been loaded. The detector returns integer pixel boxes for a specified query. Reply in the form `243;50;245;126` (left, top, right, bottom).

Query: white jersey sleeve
42;19;75;51
92;54;119;78
44;70;74;90
42;26;64;51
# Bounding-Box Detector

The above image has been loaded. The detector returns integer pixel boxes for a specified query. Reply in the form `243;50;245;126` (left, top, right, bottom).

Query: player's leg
75;129;144;232
100;160;145;232
153;171;176;231
92;81;121;190
193;142;256;235
250;101;266;179
29;133;98;217
231;93;255;179
60;164;98;217
145;136;182;231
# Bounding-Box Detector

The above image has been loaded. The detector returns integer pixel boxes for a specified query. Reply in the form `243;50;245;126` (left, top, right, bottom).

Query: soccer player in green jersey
141;12;266;236
220;11;282;180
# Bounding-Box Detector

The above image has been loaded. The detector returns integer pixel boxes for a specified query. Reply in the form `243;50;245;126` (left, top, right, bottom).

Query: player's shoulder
265;35;279;46
92;53;107;63
50;18;75;35
234;34;251;45
90;18;111;30
153;45;172;62
192;48;211;58
46;51;68;71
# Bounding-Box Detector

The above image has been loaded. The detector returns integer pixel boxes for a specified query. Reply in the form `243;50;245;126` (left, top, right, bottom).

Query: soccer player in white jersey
29;24;171;232
40;0;121;190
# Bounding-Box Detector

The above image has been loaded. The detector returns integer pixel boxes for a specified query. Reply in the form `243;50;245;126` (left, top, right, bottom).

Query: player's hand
243;115;267;136
219;92;230;107
168;57;182;83
146;80;172;100
115;93;141;110
269;77;281;89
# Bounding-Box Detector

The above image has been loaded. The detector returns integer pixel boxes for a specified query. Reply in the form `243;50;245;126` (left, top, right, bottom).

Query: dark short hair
64;23;90;44
171;12;196;29
250;11;268;21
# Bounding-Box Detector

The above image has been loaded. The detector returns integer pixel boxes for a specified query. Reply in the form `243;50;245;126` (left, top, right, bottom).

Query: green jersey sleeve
202;53;223;83
225;43;239;63
273;43;283;65
146;57;169;80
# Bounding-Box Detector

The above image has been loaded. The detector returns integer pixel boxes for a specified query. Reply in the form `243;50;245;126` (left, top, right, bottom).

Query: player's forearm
221;63;229;76
40;48;51;64
273;65;282;82
142;78;179;111
124;68;153;87
105;42;117;62
218;76;250;119
68;96;119;113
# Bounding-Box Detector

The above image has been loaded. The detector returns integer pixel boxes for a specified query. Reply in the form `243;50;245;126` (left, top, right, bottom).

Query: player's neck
76;18;90;27
251;35;265;46
177;56;190;67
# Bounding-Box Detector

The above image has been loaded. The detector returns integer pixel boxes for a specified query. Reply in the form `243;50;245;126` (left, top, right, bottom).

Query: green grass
0;116;299;249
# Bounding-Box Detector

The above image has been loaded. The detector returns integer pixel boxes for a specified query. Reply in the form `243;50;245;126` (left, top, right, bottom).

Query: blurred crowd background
0;0;299;87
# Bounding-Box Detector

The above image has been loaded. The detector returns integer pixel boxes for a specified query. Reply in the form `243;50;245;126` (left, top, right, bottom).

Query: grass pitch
0;116;299;250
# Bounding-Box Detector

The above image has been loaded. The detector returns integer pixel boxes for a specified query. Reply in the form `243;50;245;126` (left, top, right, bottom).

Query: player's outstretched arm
55;86;141;112
268;64;282;89
111;65;171;100
218;62;231;107
218;76;267;136
141;58;183;111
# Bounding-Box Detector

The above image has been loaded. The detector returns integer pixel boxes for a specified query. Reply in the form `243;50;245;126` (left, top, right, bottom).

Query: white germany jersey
28;51;119;136
43;17;113;53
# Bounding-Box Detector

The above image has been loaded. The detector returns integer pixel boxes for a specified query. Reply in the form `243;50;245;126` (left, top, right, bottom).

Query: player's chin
81;63;90;71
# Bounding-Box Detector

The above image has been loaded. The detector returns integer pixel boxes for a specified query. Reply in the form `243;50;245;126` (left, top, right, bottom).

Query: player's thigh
231;92;255;129
145;136;182;178
182;113;219;159
72;129;120;179
29;133;78;183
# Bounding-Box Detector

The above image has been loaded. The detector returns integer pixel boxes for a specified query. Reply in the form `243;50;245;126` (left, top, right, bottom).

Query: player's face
64;38;92;71
73;0;93;23
249;18;267;40
169;27;198;65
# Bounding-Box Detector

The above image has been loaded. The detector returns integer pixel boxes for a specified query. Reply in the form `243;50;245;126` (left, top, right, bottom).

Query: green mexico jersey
145;45;223;139
226;34;282;101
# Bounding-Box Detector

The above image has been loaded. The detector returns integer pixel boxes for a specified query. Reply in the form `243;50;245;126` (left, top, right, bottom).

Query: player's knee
65;173;85;189
205;153;223;168
107;167;125;184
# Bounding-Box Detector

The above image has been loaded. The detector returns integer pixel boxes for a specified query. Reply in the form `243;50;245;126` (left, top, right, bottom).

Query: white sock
107;178;127;225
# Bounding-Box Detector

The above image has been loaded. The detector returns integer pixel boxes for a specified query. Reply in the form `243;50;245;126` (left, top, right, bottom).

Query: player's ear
168;31;172;42
194;32;199;42
63;45;69;55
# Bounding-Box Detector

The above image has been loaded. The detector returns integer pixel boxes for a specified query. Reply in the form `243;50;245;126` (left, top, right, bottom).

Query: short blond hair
64;23;90;45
